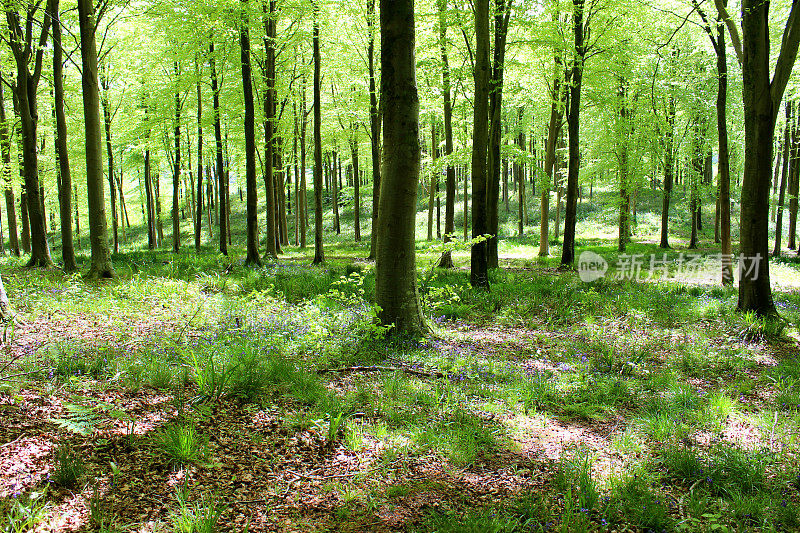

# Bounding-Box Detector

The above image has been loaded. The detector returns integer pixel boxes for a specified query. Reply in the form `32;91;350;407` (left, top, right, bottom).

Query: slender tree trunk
100;65;119;254
300;73;308;248
437;0;455;269
427;122;436;241
716;12;733;285
260;0;277;259
195;59;204;252
77;0;114;278
49;0;75;270
561;0;585;267
375;0;426;335
20;191;29;254
517;117;526;237
172;61;181;253
210;42;227;255
312;0;325;264
618;79;630;252
660;96;675;248
239;0;260;265
7;7;51;267
351;135;361;241
788;101;799;250
774;108;790;256
540;54;565;257
367;0;381;260
0;77;18;257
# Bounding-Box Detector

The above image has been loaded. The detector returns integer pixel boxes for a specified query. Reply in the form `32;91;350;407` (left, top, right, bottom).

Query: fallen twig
317;365;444;379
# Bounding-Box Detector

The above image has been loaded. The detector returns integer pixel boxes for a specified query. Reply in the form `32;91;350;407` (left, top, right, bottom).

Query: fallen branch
317;365;445;379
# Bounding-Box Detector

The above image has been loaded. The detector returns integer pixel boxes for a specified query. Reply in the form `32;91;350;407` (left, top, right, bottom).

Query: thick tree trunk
210;41;227;255
312;0;325;265
375;0;427;335
561;0;585;267
486;0;510;269
367;0;381;260
49;0;75;270
737;0;800;315
77;0;114;278
470;0;490;288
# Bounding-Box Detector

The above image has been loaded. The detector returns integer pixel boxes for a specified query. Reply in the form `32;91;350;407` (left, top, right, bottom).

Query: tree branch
713;0;742;65
771;0;800;117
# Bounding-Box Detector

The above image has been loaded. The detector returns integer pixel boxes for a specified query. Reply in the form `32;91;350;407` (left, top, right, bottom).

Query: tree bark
774;105;790;257
312;0;325;265
210;41;227;255
487;0;510;269
49;0;75;270
470;0;490;288
375;0;427;335
737;0;800;315
195;58;204;252
172;61;181;253
0;77;18;257
261;0;277;259
660;96;675;249
100;65;119;254
540;54;565;257
6;6;51;267
561;0;585;267
437;0;455;269
300;72;308;248
239;0;261;265
367;0;381;260
77;0;114;278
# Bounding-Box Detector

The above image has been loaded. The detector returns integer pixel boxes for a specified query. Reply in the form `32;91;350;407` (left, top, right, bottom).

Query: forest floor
1;236;800;532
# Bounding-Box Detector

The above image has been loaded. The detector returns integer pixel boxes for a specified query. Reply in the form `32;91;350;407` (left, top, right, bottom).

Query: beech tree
375;0;426;335
78;0;115;279
733;0;800;315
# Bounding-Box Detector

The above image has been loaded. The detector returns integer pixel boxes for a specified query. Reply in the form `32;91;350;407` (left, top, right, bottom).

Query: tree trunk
195;59;204;252
49;0;75;270
561;0;585;267
487;0;510;269
660;95;675;248
7;6;51;267
351;136;361;242
540;54;565;257
300;72;308;249
788;101;799;250
261;0;277;259
716;12;733;285
774;107;790;256
172;61;181;253
618;79;630;253
737;0;800;315
375;0;427;335
0;77;18;257
210;41;228;255
470;0;490;288
437;0;455;269
312;0;325;265
77;0;114;278
239;0;261;265
427;122;436;241
367;0;381;260
100;65;119;254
